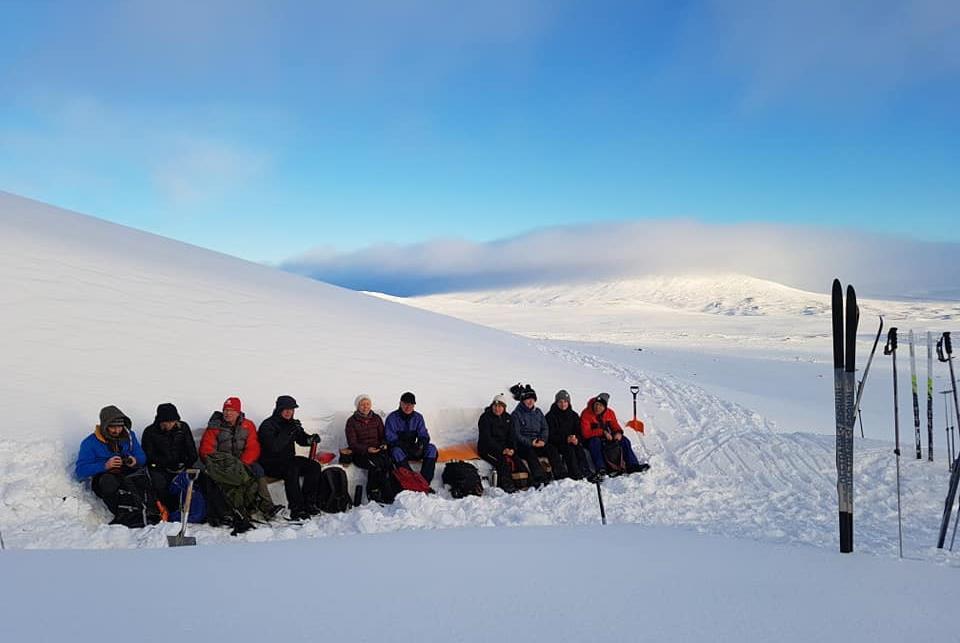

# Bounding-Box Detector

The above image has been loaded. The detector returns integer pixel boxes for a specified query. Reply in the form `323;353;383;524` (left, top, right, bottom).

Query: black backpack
441;461;483;499
603;440;626;473
318;466;352;513
366;456;399;504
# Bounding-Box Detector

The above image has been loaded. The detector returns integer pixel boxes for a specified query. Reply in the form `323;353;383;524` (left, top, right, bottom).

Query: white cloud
281;219;960;300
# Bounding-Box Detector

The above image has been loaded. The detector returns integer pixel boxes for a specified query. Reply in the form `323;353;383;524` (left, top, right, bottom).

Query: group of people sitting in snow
75;386;647;533
477;385;648;492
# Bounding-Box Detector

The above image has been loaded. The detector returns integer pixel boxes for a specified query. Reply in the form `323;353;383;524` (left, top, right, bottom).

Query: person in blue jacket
384;392;438;483
511;385;561;486
75;405;161;527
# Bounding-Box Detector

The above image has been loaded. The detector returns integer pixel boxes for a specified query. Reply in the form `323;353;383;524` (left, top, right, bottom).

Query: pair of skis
832;280;858;553
832;280;885;554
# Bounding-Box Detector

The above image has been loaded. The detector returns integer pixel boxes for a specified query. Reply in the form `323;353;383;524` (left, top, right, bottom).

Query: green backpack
204;452;272;519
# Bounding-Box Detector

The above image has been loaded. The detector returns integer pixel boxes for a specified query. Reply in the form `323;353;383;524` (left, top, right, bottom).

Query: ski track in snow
2;342;957;567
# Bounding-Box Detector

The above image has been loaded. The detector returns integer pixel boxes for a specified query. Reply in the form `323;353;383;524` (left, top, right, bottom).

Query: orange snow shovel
626;386;645;434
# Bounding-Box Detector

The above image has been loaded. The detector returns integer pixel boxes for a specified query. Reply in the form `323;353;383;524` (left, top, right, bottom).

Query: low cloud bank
281;220;960;300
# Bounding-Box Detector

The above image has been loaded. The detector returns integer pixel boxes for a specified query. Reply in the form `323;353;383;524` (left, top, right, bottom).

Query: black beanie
276;395;299;411
155;403;180;423
400;392;417;405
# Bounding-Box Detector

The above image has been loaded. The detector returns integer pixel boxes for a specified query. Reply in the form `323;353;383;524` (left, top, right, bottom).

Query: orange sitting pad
438;442;480;463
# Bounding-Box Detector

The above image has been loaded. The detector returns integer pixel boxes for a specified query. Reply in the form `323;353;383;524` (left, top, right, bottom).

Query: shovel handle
178;476;196;537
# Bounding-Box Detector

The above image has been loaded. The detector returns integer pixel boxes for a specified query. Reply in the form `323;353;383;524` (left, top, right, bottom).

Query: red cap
223;397;242;413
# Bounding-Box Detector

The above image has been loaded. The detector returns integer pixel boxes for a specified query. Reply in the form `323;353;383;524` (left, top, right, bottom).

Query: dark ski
909;331;922;459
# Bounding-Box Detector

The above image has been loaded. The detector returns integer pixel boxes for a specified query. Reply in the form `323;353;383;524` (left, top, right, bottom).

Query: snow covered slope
0;191;621;444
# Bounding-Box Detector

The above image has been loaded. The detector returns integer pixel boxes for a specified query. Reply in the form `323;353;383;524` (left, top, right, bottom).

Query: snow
377;276;959;442
2;525;958;642
2;191;960;640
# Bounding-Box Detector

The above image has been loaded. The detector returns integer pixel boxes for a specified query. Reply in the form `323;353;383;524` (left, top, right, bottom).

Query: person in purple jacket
384;392;438;483
75;405;161;527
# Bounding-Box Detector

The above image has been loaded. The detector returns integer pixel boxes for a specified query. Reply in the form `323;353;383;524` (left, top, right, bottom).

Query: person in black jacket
545;390;589;480
477;394;518;493
257;395;322;520
141;402;199;509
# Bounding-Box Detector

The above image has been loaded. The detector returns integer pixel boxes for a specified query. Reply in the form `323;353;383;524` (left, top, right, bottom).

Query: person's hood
96;405;132;443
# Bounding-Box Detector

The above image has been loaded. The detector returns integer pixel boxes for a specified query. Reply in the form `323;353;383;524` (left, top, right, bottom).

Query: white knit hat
354;394;372;409
492;394;508;407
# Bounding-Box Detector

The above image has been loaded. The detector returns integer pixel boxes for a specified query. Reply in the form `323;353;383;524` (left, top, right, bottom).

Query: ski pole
854;316;885;437
595;479;607;526
951;501;960;551
940;391;954;471
938;333;960;464
884;327;903;558
942;391;953;469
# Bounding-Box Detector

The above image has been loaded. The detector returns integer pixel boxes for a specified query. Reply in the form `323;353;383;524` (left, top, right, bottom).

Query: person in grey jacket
511;385;563;485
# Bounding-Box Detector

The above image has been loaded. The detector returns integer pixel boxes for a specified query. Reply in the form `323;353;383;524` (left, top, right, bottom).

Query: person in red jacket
200;396;279;516
580;393;647;479
345;394;394;503
200;397;261;468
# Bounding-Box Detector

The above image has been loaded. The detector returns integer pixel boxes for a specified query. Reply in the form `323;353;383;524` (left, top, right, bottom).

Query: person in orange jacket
200;397;261;468
580;393;647;478
200;396;280;517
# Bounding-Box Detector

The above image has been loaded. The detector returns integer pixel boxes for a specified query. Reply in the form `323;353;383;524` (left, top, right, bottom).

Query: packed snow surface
3;525;958;643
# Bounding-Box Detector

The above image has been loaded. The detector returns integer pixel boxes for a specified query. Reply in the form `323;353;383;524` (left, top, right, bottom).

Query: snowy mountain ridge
392;273;960;320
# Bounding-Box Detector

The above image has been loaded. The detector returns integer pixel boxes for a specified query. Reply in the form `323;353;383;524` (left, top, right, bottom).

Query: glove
310;434;321;444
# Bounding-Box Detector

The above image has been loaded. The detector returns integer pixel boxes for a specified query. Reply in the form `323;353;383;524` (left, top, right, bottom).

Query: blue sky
1;1;958;275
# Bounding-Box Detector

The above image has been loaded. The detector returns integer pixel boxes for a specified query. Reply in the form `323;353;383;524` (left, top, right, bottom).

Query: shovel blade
167;534;197;547
626;419;645;434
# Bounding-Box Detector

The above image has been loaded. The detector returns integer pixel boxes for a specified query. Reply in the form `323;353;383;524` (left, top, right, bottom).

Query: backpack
441;461;483;499
104;469;161;528
167;471;207;523
392;466;432;494
365;455;399;504
318;466;352;513
603;439;626;474
204;452;272;520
